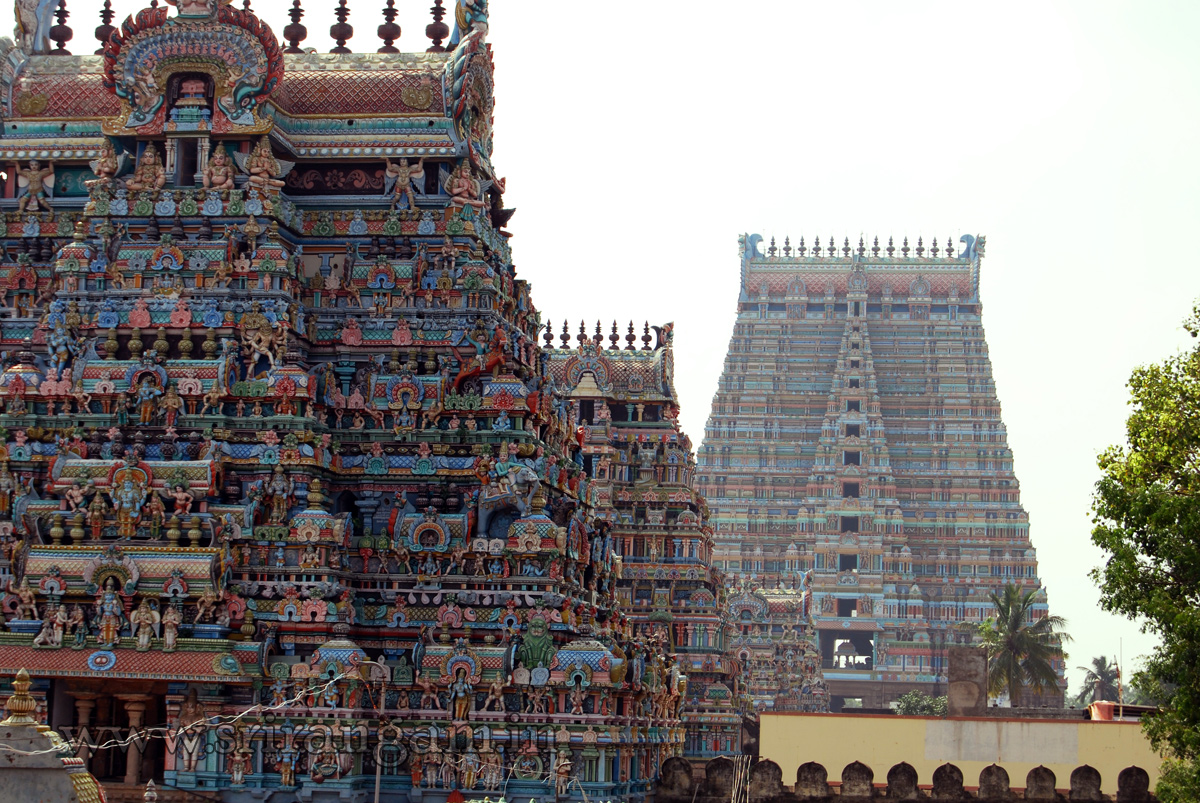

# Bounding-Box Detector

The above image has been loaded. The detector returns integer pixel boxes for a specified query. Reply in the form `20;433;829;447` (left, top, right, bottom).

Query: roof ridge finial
377;0;400;53
426;0;449;52
329;0;353;54
94;0;115;54
1;669;37;726
283;0;307;53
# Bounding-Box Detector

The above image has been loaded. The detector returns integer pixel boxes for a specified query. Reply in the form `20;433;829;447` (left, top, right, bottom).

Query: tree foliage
977;583;1069;704
1074;655;1121;705
893;690;948;717
1091;305;1200;801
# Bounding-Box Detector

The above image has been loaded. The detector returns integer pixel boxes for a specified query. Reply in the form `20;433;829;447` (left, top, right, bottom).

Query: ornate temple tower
697;234;1061;709
0;3;684;799
542;321;743;760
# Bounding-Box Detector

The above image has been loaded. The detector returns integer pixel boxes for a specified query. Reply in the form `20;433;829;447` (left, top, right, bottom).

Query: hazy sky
24;1;1200;692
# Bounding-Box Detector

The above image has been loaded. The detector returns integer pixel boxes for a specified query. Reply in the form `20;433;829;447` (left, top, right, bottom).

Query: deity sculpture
483;674;506;712
95;577;124;647
516;615;556;670
90;140;120;183
125;144;167;192
132;598;160;651
245;136;285;191
161;604;181;652
203;144;235;191
265;465;292;524
14;578;38;620
444;161;487;209
161;384;184;428
13;160;55;213
109;475;148;539
134;377;164;425
450;666;474;720
383;156;425;216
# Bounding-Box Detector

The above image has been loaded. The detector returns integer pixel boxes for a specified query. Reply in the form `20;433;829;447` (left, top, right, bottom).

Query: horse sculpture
475;465;539;537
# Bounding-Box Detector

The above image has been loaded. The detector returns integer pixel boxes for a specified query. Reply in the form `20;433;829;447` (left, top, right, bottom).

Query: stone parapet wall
656;756;1154;802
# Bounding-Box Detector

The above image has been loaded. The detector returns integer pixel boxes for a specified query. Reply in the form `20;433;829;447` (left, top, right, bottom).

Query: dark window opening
846;424;861;437
847;401;861;412
837;598;857;617
852;302;861;316
843;482;860;498
850;359;860;368
579;400;594;424
843;451;860;466
848;379;860;388
839;553;859;571
176;140;199;187
840;516;858;533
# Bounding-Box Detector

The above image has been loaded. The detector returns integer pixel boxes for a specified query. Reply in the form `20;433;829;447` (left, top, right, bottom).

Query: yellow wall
760;713;1161;795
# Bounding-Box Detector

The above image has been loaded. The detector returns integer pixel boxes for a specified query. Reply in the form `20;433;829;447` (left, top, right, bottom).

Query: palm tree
977;584;1071;705
1074;656;1120;705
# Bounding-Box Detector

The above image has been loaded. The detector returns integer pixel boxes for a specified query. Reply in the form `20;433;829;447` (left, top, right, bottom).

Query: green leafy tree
893;690;948;717
977;583;1069;705
1091;304;1200;802
1074;655;1121;705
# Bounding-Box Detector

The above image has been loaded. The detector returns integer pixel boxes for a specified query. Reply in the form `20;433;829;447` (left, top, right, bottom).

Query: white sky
22;0;1199;694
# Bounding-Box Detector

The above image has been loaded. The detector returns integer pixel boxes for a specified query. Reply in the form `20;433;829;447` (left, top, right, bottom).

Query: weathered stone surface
947;646;989;716
1069;766;1102;801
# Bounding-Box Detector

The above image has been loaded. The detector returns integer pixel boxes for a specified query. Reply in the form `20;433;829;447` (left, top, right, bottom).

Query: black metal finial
768;236;777;257
609;321;620;349
872;236;880;257
857;235;865;256
886;236;895;257
930;237;939;257
559;320;570;348
812;235;821;257
330;0;352;54
377;0;399;52
798;236;806;256
783;236;791;257
625;321;636;351
283;0;307;53
426;0;448;52
916;236;925;257
543;323;554;348
94;0;114;54
842;237;851;257
49;0;72;55
901;236;910;258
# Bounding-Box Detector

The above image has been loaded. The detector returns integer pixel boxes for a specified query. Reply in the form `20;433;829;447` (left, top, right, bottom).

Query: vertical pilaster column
69;693;100;766
117;694;152;786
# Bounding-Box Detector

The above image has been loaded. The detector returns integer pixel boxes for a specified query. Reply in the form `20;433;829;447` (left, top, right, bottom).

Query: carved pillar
117;694;152;785
69;693;100;766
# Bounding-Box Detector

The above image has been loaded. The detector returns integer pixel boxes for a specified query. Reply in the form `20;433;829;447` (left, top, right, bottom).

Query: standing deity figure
13;160;55;213
245;136;285;190
450;667;474;720
95;577;124;647
68;605;88;648
553;752;572;797
160;384;184;427
203;144;235;190
125;144;166;192
110;476;148;539
131;598;160;651
444;161;486;209
161;604;181;652
265;466;292;524
14;578;39;619
383;156;425;216
134;377;164;425
0;462;14;515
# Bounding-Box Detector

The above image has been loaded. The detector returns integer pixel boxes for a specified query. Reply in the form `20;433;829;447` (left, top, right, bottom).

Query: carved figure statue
444;161;486;209
383;156;425;215
90;140;120;183
125;144;166;192
265;465;292;524
14;578;38;620
517;615;556;670
245;136;284;190
134;377;163;425
131;598;160;651
450;666;473;720
553;752;572;797
169;483;193;517
161;384;184;427
13;160;54;213
110;476;148;539
203;144;235;190
418;675;441;710
161;604;181;652
483;674;506;712
96;577;124;647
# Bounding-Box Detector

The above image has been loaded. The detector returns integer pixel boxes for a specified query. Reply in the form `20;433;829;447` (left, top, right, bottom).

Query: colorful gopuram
0;2;687;800
697;234;1061;710
542;322;744;760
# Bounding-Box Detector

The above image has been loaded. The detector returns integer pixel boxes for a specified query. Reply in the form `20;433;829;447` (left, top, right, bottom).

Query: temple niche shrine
697;234;1062;712
0;1;737;800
